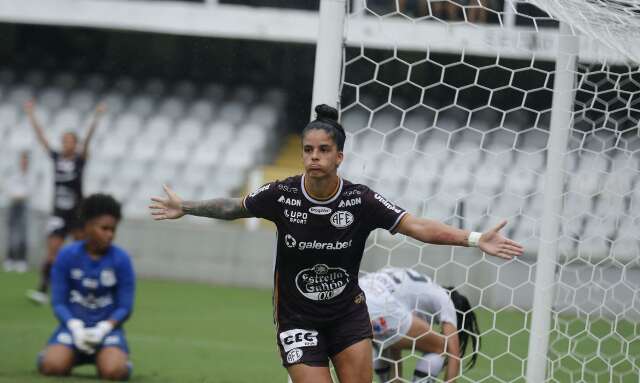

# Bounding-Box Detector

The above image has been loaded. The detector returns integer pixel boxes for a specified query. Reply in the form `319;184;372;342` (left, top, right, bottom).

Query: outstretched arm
149;184;253;221
24;100;51;152
81;103;106;159
396;214;524;260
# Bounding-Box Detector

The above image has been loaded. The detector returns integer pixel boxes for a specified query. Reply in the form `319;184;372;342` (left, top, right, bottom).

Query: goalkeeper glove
85;321;114;347
66;319;95;355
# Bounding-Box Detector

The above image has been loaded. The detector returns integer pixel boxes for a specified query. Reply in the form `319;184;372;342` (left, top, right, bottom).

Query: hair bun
315;104;339;122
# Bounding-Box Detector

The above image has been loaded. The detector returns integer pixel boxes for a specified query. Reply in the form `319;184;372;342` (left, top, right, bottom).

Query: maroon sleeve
243;182;278;221
363;187;407;233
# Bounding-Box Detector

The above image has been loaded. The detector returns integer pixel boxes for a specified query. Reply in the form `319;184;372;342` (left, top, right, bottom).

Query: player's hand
23;100;35;114
478;220;524;260
149;184;185;220
66;319;95;355
85;320;114;347
95;102;107;115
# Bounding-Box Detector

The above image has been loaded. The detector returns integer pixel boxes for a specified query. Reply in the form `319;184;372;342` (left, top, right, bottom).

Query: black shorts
276;303;373;367
46;210;81;238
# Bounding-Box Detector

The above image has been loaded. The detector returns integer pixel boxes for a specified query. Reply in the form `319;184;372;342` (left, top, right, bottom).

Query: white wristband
468;232;482;247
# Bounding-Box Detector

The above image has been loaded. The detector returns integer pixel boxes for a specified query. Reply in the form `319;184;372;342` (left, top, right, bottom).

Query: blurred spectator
3;151;32;273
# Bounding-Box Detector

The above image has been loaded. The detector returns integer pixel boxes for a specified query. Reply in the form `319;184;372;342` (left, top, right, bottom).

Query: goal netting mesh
338;0;640;381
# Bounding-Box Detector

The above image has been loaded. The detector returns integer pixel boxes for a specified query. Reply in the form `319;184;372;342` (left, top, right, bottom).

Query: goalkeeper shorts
44;325;130;363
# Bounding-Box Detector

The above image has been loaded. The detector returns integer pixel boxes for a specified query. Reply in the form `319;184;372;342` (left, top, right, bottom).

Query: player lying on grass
149;104;523;383
360;267;480;382
38;194;135;381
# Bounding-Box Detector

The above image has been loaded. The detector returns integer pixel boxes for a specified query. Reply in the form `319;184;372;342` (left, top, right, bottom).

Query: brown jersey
243;174;407;325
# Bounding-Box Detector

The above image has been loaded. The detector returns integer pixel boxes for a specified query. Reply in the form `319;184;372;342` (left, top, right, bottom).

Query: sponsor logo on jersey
343;189;362;196
278;184;298;194
330;211;354;228
309;206;332;215
285;234;297;248
280;329;318;352
287;349;303;363
249;184;270;197
374;193;402;214
278;195;302;207
100;269;117;287
338;197;361;208
284;209;308;224
70;290;113;309
284;234;352;251
295;264;350;301
82;278;99;289
70;268;84;280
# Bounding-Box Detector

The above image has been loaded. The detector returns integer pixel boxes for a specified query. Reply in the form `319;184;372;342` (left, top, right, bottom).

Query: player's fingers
150;196;167;204
148;203;165;210
506;240;524;250
152;214;167;220
162;184;177;199
491;220;508;233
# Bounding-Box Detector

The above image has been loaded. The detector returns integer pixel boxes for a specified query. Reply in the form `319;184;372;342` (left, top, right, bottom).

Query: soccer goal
309;0;640;381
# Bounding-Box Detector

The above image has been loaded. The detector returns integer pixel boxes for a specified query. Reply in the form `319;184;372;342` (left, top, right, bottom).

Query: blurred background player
25;100;107;304
38;193;135;381
2;150;33;273
150;104;520;383
360;267;480;382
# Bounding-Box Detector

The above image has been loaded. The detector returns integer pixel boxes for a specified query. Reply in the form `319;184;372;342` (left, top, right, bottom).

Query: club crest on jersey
278;195;301;207
70;268;84;280
296;264;350;301
287;349;303;363
309;206;332;215
330;211;354;228
338;197;361;208
285;209;307;224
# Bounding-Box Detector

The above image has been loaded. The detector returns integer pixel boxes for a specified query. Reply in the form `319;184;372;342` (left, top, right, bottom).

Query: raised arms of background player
24;100;106;158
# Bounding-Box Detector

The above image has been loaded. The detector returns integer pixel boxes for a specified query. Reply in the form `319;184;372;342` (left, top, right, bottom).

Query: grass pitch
0;271;637;382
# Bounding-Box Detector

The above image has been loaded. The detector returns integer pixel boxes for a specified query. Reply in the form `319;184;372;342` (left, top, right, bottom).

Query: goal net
337;0;640;381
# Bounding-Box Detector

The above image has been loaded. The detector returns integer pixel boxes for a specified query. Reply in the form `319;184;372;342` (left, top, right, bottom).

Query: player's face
302;129;343;178
61;132;78;156
85;215;118;253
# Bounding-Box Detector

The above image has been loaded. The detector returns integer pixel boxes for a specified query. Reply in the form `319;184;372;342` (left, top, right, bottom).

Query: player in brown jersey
149;104;524;383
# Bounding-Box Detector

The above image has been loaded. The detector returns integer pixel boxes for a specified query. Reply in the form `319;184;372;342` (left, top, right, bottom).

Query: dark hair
446;287;481;369
302;104;346;151
80;193;122;224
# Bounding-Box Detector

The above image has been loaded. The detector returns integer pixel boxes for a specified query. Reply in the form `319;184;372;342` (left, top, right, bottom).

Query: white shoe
3;260;14;272
26;290;49;305
14;261;28;273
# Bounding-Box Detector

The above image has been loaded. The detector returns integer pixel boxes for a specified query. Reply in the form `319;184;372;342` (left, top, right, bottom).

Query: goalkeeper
37;194;135;381
360;267;480;382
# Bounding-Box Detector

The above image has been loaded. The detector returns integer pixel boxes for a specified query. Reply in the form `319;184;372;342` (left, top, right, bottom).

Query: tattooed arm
149;185;254;221
182;198;252;220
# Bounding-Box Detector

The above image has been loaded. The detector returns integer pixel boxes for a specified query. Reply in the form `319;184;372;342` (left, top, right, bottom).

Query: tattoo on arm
181;198;253;220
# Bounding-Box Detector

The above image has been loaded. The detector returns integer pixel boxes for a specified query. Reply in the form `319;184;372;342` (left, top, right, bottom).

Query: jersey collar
301;174;343;205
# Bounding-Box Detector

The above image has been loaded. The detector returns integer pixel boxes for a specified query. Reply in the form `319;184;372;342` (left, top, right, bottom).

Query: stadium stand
0;68;286;218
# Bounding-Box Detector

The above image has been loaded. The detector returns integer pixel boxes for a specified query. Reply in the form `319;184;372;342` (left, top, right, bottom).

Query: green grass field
1;271;637;382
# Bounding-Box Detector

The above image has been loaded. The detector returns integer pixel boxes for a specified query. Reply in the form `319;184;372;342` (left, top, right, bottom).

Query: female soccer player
149;104;523;383
360;267;481;382
25;100;106;304
38;193;135;381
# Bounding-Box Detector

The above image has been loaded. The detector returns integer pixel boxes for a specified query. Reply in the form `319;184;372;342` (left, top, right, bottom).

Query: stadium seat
52;72;77;90
128;94;156;118
174;118;204;146
0;103;20;127
158;96;186;120
188;98;216;123
145;115;174;140
39;87;67;111
68;88;96;114
218;101;247;125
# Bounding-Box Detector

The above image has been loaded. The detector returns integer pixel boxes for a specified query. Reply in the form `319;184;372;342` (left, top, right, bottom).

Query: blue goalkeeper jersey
51;240;135;327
